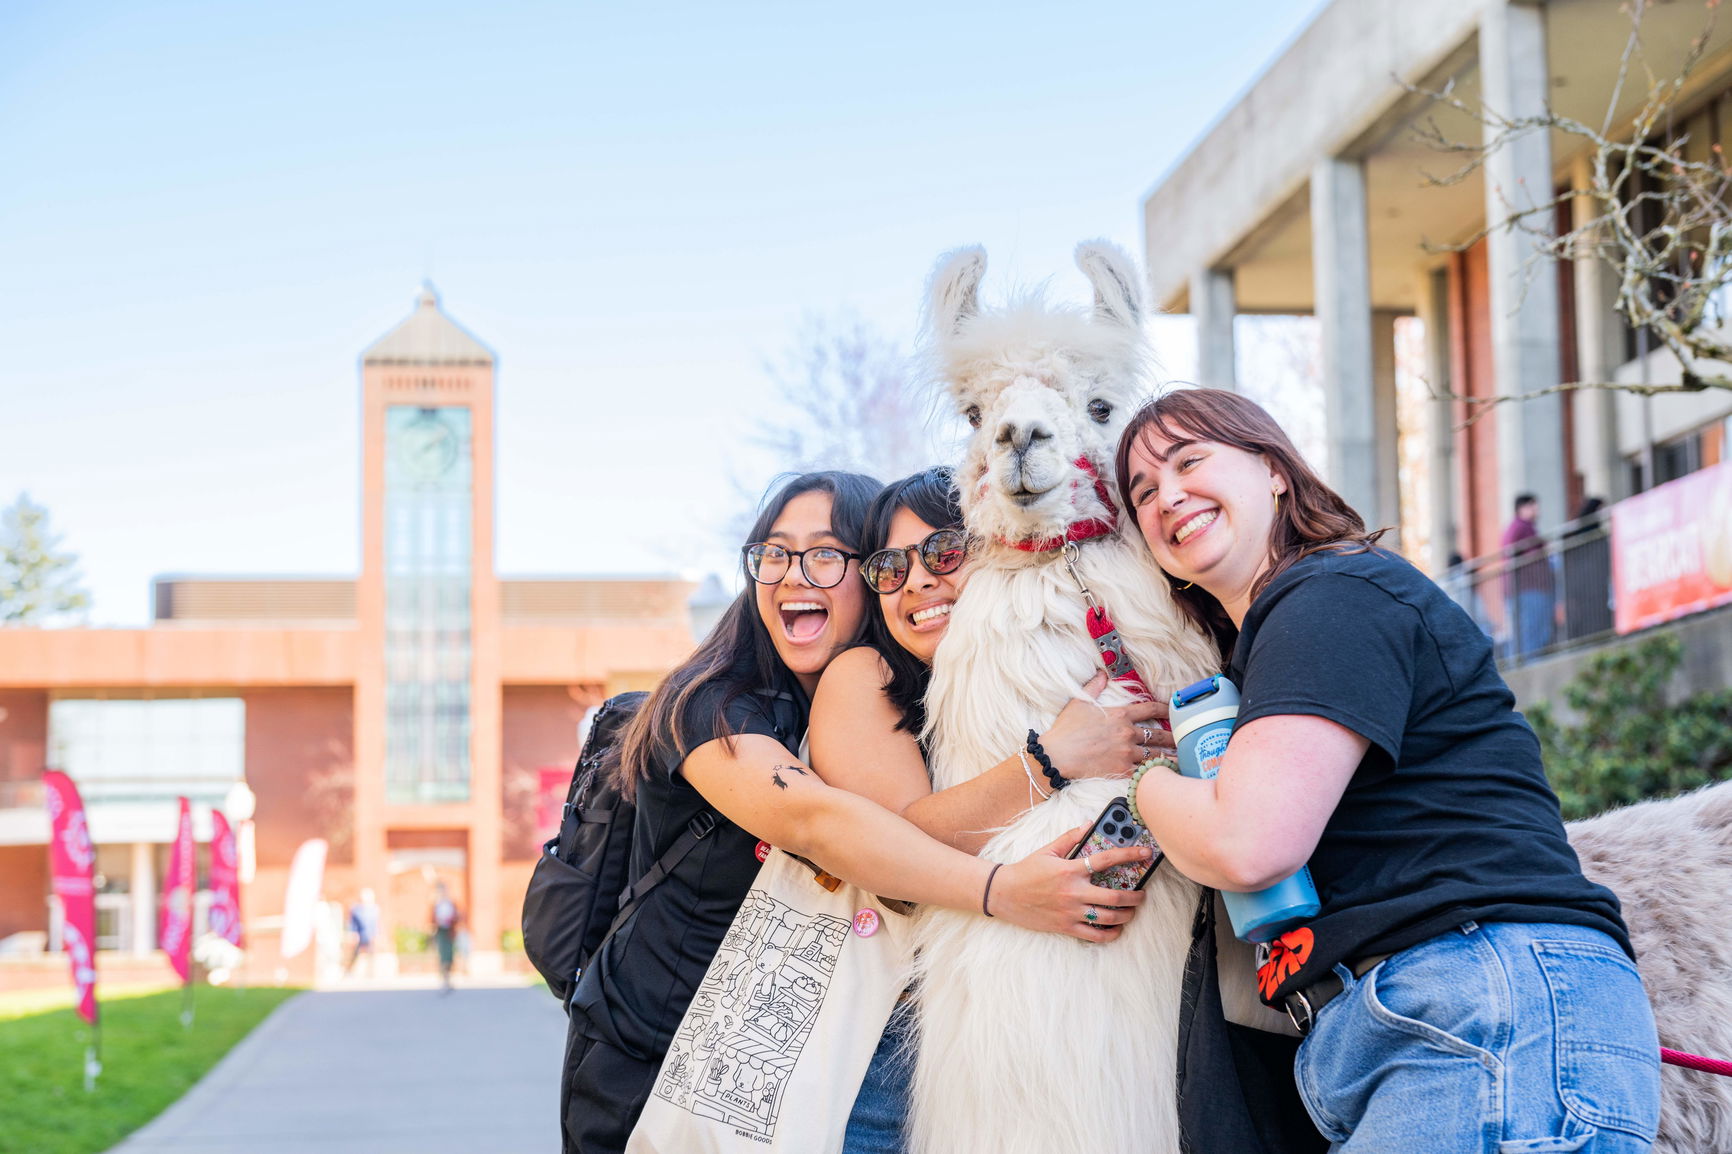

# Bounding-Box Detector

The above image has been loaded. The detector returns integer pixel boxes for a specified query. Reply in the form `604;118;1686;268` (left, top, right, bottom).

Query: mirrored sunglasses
861;528;971;594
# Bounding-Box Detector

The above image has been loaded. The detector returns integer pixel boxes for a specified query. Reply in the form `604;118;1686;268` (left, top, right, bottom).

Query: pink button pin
852;908;880;938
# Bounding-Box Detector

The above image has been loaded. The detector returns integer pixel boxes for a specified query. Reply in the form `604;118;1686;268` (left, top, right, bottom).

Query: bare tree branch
1407;0;1732;408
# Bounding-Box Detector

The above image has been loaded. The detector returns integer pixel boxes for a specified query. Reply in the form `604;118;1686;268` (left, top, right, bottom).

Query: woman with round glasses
561;471;1155;1154
805;467;1170;1153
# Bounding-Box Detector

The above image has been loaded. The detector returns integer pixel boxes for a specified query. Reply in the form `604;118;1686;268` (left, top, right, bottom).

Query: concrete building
1144;0;1732;691
0;287;699;978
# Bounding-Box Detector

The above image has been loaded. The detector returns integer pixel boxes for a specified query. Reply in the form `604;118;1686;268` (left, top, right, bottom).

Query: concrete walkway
109;982;569;1153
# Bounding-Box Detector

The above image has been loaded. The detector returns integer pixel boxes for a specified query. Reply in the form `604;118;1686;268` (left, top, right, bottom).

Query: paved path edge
109;990;313;1150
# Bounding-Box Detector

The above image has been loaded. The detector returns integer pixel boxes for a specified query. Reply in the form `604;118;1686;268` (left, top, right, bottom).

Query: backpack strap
566;686;804;1007
613;810;718;917
566;808;721;1011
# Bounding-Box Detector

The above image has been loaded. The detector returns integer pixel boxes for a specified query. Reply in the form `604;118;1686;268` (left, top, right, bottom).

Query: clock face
398;410;460;481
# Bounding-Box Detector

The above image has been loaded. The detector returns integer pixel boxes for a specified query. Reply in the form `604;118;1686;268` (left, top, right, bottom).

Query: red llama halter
1002;456;1119;553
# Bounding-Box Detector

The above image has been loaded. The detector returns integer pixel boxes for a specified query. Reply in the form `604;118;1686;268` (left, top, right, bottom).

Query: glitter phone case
1066;796;1163;891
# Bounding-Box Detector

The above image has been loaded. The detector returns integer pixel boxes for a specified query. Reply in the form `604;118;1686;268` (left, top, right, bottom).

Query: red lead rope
1663;1047;1732;1077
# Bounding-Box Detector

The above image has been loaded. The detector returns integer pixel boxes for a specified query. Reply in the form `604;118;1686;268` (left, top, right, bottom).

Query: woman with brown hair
1115;389;1659;1153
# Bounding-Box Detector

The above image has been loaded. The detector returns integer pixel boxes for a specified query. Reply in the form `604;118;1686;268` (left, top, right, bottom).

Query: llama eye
964;405;982;429
1087;399;1112;423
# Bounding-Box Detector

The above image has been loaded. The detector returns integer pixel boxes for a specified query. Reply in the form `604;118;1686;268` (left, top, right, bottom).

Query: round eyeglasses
741;543;861;589
861;528;971;594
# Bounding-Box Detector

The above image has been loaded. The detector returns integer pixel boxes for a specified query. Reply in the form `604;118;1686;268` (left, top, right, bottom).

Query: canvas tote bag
626;847;913;1154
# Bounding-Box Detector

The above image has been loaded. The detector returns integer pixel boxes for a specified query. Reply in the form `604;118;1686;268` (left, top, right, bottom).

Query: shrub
1529;635;1732;820
394;925;428;955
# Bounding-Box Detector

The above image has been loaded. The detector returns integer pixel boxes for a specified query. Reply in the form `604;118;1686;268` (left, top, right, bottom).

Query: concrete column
130;840;155;956
1311;156;1379;519
1570;153;1628;502
1481;0;1568;530
1371;310;1404;546
1191;267;1238;391
1417;269;1457;570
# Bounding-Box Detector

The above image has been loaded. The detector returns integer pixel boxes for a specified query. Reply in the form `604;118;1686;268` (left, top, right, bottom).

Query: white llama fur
1567;781;1732;1154
910;242;1222;1154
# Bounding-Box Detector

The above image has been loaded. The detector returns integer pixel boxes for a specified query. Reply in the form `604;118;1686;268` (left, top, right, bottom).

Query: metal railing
1438;516;1617;670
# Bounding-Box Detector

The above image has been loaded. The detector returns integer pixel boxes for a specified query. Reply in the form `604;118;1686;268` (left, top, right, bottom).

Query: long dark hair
1113;388;1385;659
615;470;881;800
854;466;963;735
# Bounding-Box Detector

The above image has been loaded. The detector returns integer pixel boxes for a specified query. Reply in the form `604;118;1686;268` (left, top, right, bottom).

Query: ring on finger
1084;906;1099;924
1082;854;1096;873
1139;725;1152;744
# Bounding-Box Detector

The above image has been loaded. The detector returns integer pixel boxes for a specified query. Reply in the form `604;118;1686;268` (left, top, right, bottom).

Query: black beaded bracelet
1025;730;1068;792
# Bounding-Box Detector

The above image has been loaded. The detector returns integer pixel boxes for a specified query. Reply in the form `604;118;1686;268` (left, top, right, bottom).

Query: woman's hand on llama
1042;671;1174;781
989;827;1150;941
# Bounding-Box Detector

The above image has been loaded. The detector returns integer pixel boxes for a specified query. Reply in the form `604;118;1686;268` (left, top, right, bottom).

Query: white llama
910;241;1224;1154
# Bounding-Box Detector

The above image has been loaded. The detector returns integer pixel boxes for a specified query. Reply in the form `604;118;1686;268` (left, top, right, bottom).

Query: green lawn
0;985;299;1154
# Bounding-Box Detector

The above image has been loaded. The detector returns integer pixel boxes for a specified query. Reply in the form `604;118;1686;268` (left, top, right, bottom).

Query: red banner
1611;459;1732;634
42;771;98;1025
160;797;195;983
536;764;570;843
208;810;243;948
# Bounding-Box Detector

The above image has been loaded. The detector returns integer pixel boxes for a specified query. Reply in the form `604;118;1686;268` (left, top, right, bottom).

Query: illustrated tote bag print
627;847;913;1154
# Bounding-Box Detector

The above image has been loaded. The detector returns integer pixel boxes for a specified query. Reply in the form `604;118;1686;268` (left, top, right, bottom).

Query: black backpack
522;691;722;1007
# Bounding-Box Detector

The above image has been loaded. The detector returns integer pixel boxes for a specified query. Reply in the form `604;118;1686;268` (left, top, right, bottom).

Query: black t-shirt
568;680;803;1059
1227;548;1629;1005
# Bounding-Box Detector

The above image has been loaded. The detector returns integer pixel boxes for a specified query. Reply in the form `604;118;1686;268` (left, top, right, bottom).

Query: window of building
46;697;245;807
383;404;473;803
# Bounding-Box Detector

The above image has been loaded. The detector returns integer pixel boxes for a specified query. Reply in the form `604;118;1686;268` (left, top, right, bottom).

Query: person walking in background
344;887;380;977
431;881;461;993
1501;492;1557;658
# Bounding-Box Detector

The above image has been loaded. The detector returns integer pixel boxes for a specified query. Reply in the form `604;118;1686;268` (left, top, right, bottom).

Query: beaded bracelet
1025;730;1068;792
1127;754;1178;829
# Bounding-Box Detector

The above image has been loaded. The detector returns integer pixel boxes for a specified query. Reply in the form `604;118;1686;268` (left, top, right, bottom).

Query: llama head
925;241;1151;547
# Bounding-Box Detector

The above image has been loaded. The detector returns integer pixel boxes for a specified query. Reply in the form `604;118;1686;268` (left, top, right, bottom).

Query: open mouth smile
907;602;953;631
1171;509;1218;546
779;600;830;643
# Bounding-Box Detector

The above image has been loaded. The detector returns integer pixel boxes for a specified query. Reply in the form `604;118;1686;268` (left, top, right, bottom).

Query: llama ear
1076;241;1144;329
928;246;986;338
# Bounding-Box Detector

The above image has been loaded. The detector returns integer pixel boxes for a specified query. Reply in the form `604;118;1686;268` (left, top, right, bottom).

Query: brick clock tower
354;284;503;968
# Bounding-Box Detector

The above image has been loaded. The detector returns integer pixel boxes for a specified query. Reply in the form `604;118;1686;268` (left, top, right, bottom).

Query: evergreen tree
0;493;92;625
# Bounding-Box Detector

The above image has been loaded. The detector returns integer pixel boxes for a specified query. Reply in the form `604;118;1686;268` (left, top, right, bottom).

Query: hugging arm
681;731;1151;940
808;649;1167;853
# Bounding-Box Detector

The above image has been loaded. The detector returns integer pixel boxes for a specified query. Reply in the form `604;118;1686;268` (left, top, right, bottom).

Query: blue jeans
842;997;914;1154
1295;921;1659;1153
1511;590;1555;658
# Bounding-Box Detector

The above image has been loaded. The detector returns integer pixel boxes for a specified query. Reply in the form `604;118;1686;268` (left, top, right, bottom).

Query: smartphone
1066;797;1164;891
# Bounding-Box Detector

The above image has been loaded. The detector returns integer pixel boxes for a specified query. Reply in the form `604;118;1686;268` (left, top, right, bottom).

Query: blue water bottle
1170;674;1321;942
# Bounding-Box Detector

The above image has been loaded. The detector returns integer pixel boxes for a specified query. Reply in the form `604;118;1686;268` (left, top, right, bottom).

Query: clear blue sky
0;0;1325;624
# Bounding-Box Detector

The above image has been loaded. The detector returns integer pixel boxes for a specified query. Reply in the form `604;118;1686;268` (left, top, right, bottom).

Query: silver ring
1140;725;1152;744
1137;743;1148;760
1084;906;1099;924
1082;854;1096;873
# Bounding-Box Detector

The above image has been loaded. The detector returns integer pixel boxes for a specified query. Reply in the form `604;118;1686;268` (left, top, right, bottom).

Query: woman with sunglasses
561;471;1155;1154
806;467;1169;1154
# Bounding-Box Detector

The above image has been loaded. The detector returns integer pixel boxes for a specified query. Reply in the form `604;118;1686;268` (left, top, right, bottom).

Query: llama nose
995;419;1053;454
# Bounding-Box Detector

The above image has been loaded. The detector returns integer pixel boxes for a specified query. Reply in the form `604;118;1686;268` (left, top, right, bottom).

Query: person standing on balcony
1562;497;1613;641
1501;493;1557;658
